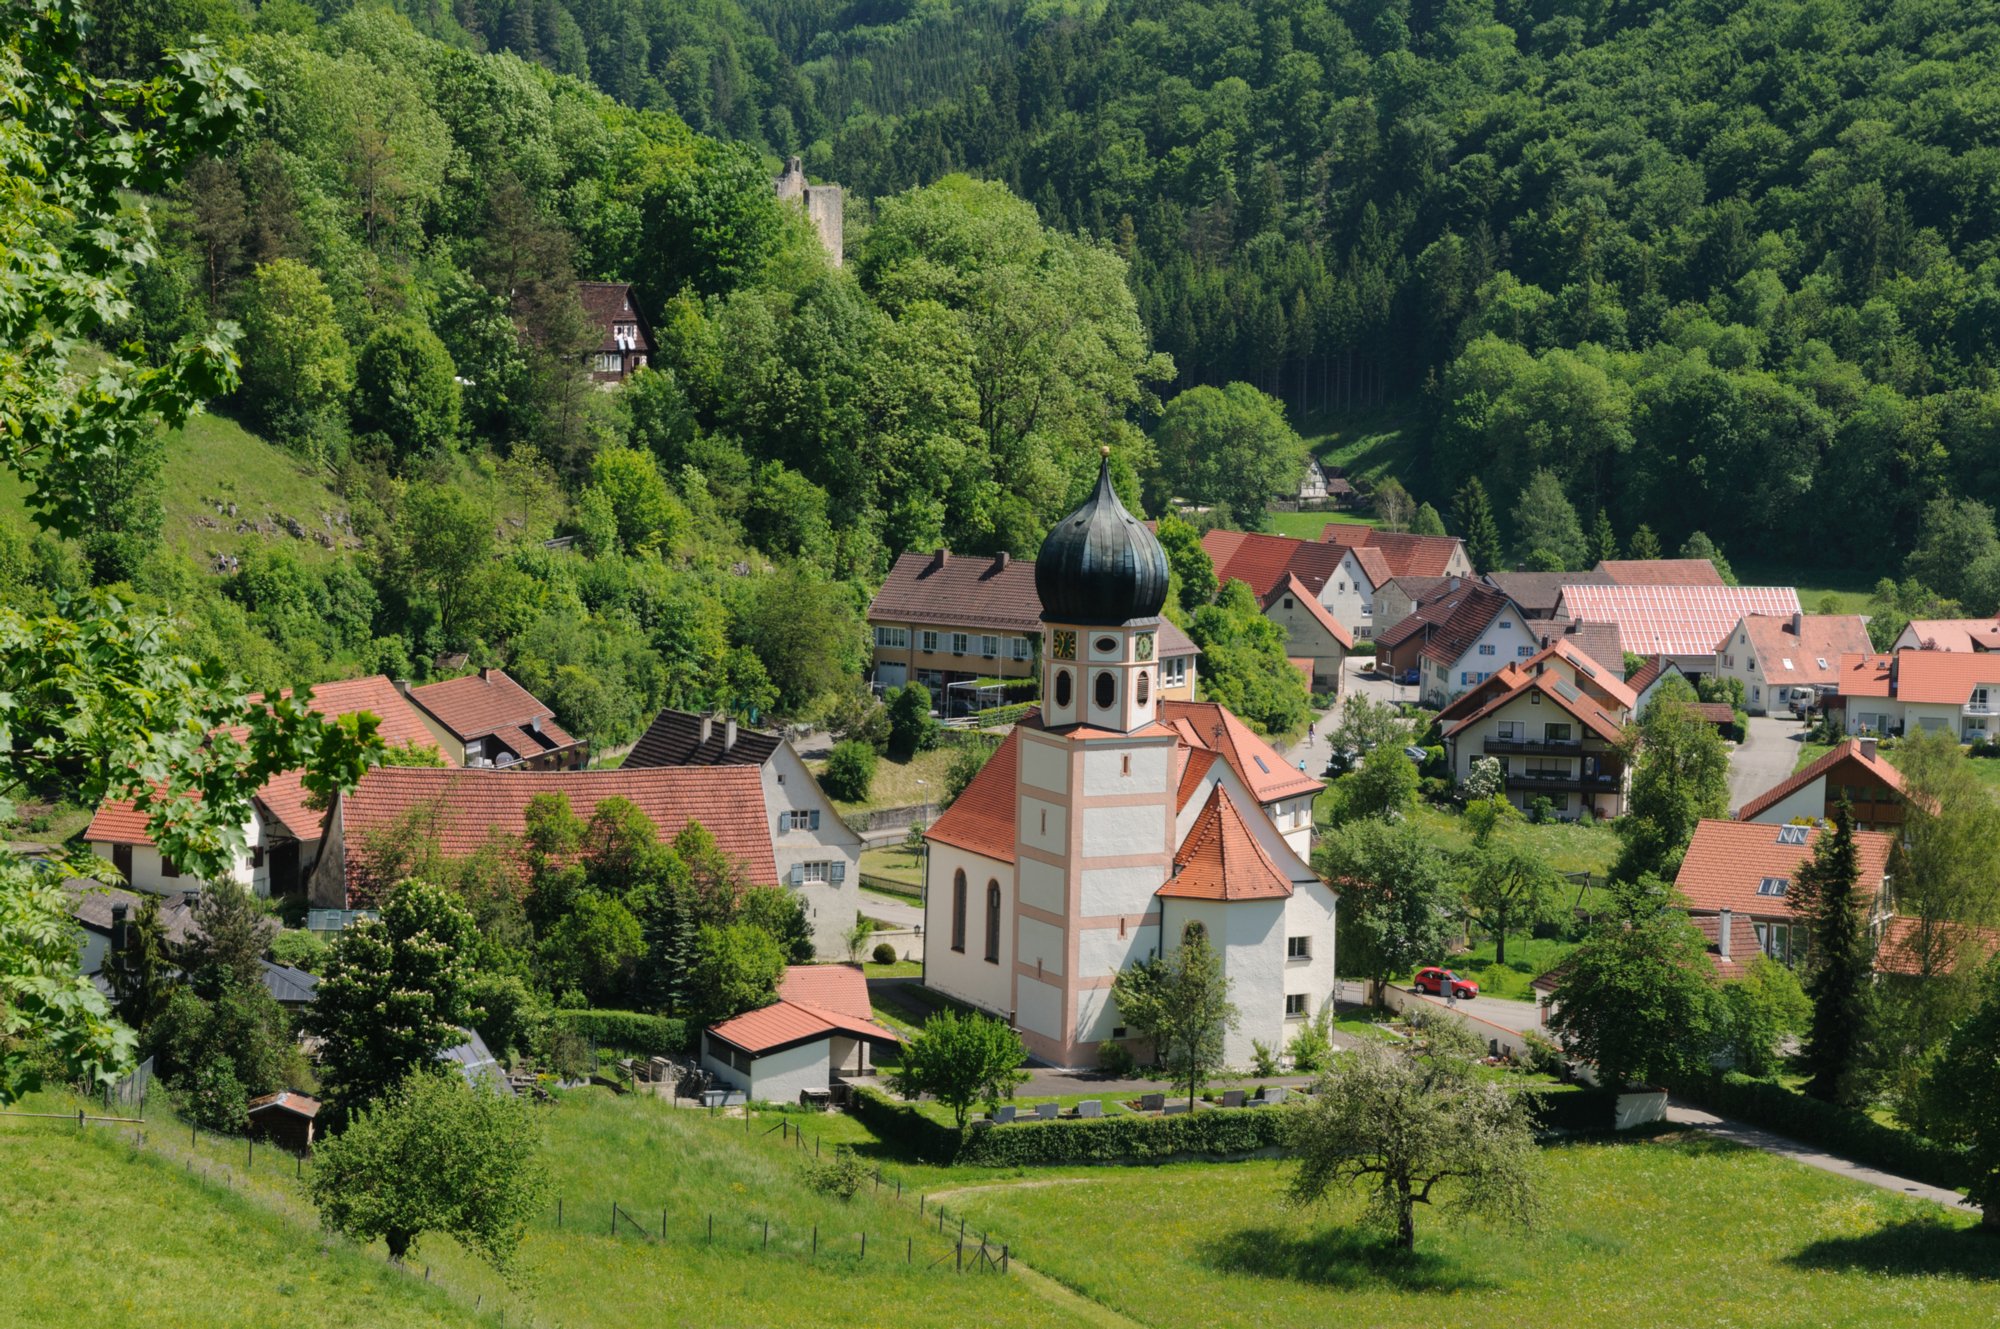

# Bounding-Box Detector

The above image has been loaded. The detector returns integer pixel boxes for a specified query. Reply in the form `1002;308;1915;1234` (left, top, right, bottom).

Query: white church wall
1015;974;1062;1041
921;842;1015;1019
1018;857;1066;914
1019;737;1069;795
1079;864;1164;916
1017;916;1065;977
1020;797;1067;855
1083;745;1170;796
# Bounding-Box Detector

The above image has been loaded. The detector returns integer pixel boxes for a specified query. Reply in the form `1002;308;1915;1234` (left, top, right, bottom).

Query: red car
1414;967;1477;1000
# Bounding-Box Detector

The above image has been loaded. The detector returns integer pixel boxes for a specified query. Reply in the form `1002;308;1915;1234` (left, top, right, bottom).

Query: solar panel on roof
1554;679;1580;703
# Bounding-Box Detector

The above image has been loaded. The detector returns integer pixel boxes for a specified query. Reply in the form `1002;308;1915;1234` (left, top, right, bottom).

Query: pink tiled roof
1732;614;1873;687
409;669;577;748
1556;585;1802;657
333;765;774;907
1674;818;1894;916
1899;619;2000;652
1596;559;1726;587
706;964;899;1054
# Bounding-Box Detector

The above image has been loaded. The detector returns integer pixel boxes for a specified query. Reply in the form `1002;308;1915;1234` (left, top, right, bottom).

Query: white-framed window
1161;656;1187;688
1499;621;1513;629
874;626;909;649
1517;645;1534;657
981;635;999;657
951;633;969;655
781;810;821;833
1285;993;1308;1017
1012;637;1033;660
1478;644;1496;656
1757;876;1790;897
920;630;939;652
1498;721;1521;740
799;861;830;884
1287;936;1311;960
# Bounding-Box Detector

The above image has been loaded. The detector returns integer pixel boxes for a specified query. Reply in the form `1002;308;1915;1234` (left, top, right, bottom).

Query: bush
820;739;878;802
1250;1039;1280;1077
547;1009;688;1057
1668;1073;1967;1190
1518;1029;1568;1077
871;941;899;965
267;929;325;973
1097;1039;1137;1078
886;684;939;760
1528;795;1557;824
801;1146;872;1199
1286;1012;1333;1073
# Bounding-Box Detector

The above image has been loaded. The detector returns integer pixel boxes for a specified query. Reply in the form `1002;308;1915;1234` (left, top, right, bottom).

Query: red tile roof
925;727;1023;863
1556;585;1802;657
1876;651;2000;705
1158;699;1323;804
1736;739;1909;821
1596;558;1726;587
1417;586;1518;669
1434;665;1531;725
333;765;774;907
1673;818;1895;916
409;669;577;748
1262;574;1355;649
1531;619;1628;683
247;1090;320;1119
868;550;1043;633
1442;670;1627;746
85;675;452;847
706;964;899;1054
1158;786;1293;901
1528;638;1637;711
1898;619;2000;652
1834;653;1895;699
1201;529;1347;599
1626;655;1672;696
1691;912;1765;981
1692;702;1738;724
1319;525;1468;578
1731;614;1874;686
1875;916;2000;977
1374;578;1480;650
1176;747;1219;811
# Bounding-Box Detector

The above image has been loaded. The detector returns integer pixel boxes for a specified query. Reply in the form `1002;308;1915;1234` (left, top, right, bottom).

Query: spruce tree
1791;803;1875;1105
105;894;175;1031
1452;477;1504;574
1591;508;1619;564
1628;524;1663;559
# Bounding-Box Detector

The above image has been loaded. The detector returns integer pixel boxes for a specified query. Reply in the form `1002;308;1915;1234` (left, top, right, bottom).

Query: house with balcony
1735;737;1913;832
1832;651;2000;741
1442;657;1633;820
867;549;1197;715
1892;619;2000;652
1713;612;1872;715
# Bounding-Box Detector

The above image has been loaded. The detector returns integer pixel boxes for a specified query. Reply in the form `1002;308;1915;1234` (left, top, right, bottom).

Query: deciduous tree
1150;382;1308;528
1548;911;1720;1087
886;1009;1028;1131
1316;819;1461;1007
1112;921;1239;1109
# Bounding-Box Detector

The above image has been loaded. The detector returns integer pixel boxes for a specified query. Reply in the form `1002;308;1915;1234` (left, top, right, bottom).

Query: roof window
1757;877;1790;897
1776;825;1809;845
1252;755;1270;773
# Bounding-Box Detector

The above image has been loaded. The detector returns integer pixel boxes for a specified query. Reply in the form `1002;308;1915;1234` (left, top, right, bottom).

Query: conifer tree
1591;508;1618;564
1452;477;1503;574
1628;524;1663;559
1790;803;1875;1106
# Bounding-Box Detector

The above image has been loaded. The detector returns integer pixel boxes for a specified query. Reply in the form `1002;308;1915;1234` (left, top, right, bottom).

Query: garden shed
701;965;900;1104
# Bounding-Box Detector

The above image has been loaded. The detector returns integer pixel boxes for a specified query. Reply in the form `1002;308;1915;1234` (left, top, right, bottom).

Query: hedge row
551;1009;689;1057
1670;1073;1968;1192
1519;1085;1622;1135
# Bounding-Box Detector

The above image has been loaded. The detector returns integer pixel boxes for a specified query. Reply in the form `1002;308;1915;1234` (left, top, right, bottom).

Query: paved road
1728;713;1807;813
858;887;923;930
1666;1101;1979;1216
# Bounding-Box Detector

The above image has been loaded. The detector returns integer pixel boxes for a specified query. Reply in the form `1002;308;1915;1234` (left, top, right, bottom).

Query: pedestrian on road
1445;973;1458;1008
1308;722;1316;743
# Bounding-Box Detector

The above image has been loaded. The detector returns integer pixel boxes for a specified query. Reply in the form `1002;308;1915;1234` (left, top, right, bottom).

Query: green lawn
1302;406;1421;487
1734;559;1884;616
1263;509;1379;538
1386;802;1622;879
814;746;960;814
1427;936;1577;1002
0;1109;484;1327
860;846;925;888
943;1137;1996;1329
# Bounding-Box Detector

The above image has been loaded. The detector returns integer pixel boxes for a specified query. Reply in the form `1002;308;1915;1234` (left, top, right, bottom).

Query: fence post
815;1136;820;1158
662;1207;667;1239
919;1195;925;1216
861;1231;866;1259
896;1179;902;1200
248;1139;253;1170
707;1214;713;1244
610;1203;616;1236
763;1219;769;1251
956;1242;963;1272
76;1107;83;1129
812;1225;817;1257
296;1152;302;1180
557;1197;563;1229
1002;1244;1009;1273
958;1217;965;1242
907;1237;912;1264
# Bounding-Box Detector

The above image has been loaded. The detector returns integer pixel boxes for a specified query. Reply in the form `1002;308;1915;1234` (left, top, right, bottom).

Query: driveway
1727;714;1805;814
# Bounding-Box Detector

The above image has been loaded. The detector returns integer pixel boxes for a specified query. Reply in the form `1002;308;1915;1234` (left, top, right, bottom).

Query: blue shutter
830;861;846;883
788;863;804;886
808;810;821;831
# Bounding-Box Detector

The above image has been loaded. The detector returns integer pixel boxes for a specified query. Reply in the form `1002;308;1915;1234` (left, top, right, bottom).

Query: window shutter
808;810;821;831
778;813;788;835
788;863;804;886
830;861;846;883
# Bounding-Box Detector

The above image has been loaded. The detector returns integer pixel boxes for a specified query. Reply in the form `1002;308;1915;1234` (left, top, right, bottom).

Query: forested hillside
251;0;2000;571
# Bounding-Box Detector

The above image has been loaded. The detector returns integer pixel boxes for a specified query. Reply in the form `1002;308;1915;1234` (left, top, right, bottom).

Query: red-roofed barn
701;965;899;1104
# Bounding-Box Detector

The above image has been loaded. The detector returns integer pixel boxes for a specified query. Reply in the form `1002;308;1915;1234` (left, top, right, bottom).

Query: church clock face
1051;629;1077;661
1136;632;1154;661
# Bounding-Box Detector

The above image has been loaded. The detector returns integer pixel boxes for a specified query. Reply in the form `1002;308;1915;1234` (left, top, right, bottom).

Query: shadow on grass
1195;1225;1498;1293
1787;1221;2000;1280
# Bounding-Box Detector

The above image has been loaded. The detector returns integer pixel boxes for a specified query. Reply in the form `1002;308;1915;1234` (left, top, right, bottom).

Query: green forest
46;0;2000;750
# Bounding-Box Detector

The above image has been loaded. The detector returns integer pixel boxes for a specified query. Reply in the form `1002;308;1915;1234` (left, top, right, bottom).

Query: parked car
1413;967;1477;1000
1399;669;1420;686
1402;745;1428;765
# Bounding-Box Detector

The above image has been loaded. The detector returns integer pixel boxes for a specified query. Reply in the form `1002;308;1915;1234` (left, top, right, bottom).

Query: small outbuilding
245;1090;319;1152
701;965;899;1105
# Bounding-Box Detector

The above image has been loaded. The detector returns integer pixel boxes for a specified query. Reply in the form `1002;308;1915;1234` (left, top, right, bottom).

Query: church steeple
1037;450;1169;732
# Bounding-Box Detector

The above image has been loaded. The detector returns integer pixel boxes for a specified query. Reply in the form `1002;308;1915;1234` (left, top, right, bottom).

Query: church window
1054;669;1073;708
1137;671;1150;706
985;882;1002;963
1094;671;1116;709
951;870;967;952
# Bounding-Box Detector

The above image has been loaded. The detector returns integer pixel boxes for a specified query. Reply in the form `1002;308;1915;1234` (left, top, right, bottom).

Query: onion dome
1035;450;1169;626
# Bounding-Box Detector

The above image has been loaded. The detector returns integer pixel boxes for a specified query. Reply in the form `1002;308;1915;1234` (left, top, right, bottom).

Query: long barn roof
1556;585;1801;656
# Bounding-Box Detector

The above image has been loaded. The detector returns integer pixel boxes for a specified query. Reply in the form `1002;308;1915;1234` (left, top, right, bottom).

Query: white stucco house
1833;651;2000;742
701;965;899;1104
1713;612;1872;715
924;458;1338;1070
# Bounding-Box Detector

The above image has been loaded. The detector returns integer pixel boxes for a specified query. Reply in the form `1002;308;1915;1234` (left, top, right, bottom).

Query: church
922;454;1339;1069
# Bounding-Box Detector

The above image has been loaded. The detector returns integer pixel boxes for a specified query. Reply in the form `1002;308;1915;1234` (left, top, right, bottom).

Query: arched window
951;869;967;953
1094;670;1116;709
1136;670;1151;706
1054;669;1073;708
984;881;1002;963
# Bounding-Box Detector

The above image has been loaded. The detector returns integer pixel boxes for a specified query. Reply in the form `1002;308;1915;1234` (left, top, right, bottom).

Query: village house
407;668;587;769
866;549;1198;715
306;765;779;917
576;281;652;383
1371;583;1540;705
922;457;1337;1069
67;881;319;1011
84;675;450;899
1370;574;1452;636
1440;642;1636;820
1735;737;1911;832
1832;650;2000;742
1713;612;1873;715
1552;584;1802;675
1256;575;1354;693
1483;569;1610;620
1892;619;2000;652
1203;527;1377;639
1626;655;1691;715
1674;818;1895;967
701;964;898;1103
1297;456;1329;503
622;708;862;954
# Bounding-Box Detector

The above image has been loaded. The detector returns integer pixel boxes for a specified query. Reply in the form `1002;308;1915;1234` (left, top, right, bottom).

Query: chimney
397;678;412;697
480;666;494;682
724;717;738;752
699;714;714;746
994;551;1010;570
1791;611;1803;637
1860;735;1878;761
111;902;130;954
1717;907;1733;960
931;548;948;573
